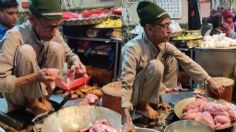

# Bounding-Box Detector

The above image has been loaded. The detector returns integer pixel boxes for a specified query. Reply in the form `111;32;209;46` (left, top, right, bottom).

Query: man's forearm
15;72;39;88
122;108;132;123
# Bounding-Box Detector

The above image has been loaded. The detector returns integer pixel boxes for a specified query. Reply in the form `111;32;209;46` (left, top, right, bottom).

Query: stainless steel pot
41;106;122;132
135;127;159;132
164;120;214;132
194;47;236;78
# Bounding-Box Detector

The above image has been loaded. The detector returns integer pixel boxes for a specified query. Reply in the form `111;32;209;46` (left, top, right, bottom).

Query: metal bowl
41;106;122;132
135;127;159;132
164;120;214;132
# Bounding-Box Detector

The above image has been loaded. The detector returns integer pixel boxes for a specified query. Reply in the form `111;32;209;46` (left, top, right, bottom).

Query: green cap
29;0;63;20
137;1;169;27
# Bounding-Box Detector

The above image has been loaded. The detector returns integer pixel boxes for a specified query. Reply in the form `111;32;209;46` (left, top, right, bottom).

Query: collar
0;23;7;33
27;21;49;46
142;32;159;53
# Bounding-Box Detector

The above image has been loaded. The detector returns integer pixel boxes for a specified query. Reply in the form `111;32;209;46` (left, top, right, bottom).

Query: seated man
121;1;224;131
0;0;87;115
0;0;18;49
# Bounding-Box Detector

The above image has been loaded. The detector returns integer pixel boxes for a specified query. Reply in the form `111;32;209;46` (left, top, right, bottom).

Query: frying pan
174;97;236;130
41;106;122;132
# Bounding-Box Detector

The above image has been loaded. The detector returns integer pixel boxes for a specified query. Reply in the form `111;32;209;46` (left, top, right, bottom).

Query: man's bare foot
146;103;159;120
41;98;53;111
136;102;159;120
26;99;48;115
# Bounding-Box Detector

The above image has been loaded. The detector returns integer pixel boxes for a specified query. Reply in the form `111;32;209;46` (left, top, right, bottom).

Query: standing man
0;0;87;115
121;1;224;131
0;0;18;40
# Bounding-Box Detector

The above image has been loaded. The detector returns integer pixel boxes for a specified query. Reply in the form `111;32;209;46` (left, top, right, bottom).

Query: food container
206;77;234;102
101;81;121;114
164;120;214;132
136;127;159;132
41;106;121;132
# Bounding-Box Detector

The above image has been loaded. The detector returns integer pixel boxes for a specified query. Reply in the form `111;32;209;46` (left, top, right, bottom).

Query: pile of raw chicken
181;95;236;129
80;119;121;132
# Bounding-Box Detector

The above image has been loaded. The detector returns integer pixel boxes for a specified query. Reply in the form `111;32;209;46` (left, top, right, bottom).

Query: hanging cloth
188;0;201;30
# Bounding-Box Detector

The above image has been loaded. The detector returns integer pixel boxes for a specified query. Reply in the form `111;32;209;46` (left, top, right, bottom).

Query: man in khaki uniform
121;1;224;131
0;0;87;115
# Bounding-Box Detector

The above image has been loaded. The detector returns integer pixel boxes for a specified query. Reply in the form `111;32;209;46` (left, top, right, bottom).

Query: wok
41;106;122;132
174;97;236;130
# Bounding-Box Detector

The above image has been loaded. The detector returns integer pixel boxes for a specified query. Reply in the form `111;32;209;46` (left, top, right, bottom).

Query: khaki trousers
131;56;178;107
6;42;65;112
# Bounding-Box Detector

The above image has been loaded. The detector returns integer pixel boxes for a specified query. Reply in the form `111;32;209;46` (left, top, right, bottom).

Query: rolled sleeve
164;43;209;82
121;44;139;111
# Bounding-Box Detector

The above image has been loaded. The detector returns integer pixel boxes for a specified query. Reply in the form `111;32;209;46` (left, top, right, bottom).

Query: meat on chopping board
181;95;236;129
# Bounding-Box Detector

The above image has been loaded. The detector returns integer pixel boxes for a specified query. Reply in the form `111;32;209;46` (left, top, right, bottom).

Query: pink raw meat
203;102;228;116
88;119;119;132
214;115;231;124
79;98;90;105
228;109;236;121
85;94;98;104
67;66;76;84
181;111;202;120
195;112;215;128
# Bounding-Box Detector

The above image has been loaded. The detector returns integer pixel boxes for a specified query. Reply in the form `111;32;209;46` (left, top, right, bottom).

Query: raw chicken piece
203;102;228;116
228;109;236;121
88;119;119;132
46;68;60;89
184;98;207;112
67;65;76;84
85;94;98;104
195;112;215;128
79;98;90;105
79;94;99;105
215;122;231;129
214;115;231;124
181;111;202;120
181;96;236;129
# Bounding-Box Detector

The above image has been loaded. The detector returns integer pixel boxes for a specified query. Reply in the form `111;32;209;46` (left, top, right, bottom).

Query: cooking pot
164;120;214;132
41;106;122;132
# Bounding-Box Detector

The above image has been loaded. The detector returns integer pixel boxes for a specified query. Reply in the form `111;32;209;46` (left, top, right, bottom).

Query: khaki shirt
0;21;81;93
121;32;210;110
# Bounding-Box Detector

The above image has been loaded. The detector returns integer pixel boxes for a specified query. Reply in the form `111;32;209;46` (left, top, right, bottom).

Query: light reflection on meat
79;119;121;132
181;95;236;129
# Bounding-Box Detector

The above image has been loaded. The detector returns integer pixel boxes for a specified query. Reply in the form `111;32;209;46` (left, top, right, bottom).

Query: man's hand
37;68;59;82
122;108;136;132
72;61;88;78
207;77;224;97
37;68;60;92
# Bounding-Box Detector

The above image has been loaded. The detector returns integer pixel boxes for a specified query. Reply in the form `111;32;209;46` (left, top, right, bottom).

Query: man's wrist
206;76;212;83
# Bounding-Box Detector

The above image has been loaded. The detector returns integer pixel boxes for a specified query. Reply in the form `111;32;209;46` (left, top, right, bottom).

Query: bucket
206;77;234;102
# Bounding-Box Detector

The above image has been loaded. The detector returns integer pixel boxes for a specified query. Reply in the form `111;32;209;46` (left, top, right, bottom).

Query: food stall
0;0;122;131
122;0;236;132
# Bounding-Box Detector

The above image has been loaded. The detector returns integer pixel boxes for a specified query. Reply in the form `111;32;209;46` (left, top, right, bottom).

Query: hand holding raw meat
207;77;224;97
37;68;59;82
72;60;88;78
37;68;60;89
